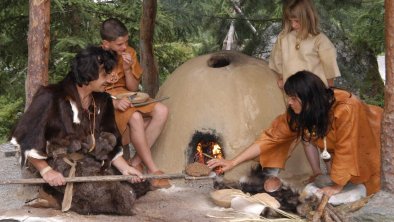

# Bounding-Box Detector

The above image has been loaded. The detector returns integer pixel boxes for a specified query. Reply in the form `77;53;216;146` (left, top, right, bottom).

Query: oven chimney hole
207;55;231;68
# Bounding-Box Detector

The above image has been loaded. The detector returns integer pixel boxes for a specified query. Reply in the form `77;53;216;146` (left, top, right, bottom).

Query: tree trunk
26;0;50;109
223;21;236;50
140;0;158;98
382;0;394;193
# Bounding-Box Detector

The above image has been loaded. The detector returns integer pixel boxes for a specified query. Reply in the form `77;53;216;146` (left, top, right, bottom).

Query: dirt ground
0;143;265;222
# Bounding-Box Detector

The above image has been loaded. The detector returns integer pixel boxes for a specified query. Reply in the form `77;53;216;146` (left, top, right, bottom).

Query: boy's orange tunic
105;46;155;136
255;89;382;195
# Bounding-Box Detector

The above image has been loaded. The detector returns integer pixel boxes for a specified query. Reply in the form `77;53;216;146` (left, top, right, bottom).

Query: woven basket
250;193;281;209
210;189;245;208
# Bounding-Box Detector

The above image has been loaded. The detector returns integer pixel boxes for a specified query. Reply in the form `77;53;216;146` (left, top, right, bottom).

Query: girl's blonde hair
282;0;320;39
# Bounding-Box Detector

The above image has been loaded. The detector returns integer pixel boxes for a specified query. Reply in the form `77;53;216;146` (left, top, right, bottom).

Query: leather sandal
150;170;171;189
25;188;61;209
133;163;145;173
126;159;145;173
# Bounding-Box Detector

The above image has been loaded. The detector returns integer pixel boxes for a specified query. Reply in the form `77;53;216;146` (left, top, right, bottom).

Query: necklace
81;94;92;110
304;128;331;160
109;72;119;83
295;37;301;50
87;96;96;152
304;127;316;138
320;137;331;160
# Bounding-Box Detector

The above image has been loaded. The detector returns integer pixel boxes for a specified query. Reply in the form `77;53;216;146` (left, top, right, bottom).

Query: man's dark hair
100;18;128;41
70;46;117;86
284;70;336;141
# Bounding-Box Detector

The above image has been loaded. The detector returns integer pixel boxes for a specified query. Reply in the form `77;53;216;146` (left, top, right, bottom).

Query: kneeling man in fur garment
11;46;150;215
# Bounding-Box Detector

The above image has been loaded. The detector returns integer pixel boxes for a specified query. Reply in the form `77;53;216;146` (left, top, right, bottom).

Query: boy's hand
113;97;133;111
121;52;133;72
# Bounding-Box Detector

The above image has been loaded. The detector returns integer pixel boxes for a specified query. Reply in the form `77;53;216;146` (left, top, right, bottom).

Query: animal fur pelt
44;155;150;215
11;78;151;215
42;132;151;215
238;165;301;215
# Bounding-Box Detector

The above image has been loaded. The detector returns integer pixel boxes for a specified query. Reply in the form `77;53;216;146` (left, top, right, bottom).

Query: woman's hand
113;97;132;111
42;169;66;187
207;158;236;172
319;184;344;197
207;143;261;173
122;166;144;184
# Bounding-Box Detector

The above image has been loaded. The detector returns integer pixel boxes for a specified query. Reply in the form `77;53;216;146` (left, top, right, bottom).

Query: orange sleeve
126;47;143;80
330;103;359;186
257;114;297;169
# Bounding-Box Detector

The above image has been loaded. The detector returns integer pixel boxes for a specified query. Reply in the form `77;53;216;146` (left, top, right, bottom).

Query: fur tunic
11;76;150;215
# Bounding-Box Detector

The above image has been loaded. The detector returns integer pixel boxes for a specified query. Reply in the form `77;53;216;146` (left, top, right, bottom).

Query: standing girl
269;0;341;181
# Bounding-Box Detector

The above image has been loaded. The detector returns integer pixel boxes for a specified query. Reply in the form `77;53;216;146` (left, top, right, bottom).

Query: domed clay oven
152;51;311;181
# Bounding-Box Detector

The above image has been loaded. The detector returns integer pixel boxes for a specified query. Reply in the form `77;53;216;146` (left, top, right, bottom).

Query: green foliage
154;42;197;83
316;0;384;55
0;95;23;143
351;1;384;55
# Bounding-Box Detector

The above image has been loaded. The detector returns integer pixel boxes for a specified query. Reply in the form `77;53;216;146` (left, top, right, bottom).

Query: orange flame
195;141;223;174
196;143;204;163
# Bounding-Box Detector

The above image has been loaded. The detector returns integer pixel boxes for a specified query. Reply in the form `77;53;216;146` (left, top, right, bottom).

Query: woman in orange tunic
208;71;382;196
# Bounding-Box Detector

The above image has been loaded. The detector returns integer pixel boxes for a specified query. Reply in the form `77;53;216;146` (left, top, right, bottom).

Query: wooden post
312;194;330;222
382;0;394;194
26;0;50;109
140;0;159;98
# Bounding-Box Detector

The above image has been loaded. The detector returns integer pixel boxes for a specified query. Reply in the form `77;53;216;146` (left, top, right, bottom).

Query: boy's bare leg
128;103;168;173
128;112;159;174
144;103;168;148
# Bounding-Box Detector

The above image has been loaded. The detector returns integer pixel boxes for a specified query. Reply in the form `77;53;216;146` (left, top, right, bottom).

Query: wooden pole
382;0;394;194
26;0;50;109
312;194;330;222
0;173;215;185
140;0;159;97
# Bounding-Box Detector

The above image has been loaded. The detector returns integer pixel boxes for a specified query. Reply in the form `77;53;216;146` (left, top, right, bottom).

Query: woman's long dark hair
284;71;335;141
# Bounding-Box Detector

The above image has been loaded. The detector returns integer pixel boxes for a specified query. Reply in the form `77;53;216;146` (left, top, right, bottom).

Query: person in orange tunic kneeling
208;71;382;197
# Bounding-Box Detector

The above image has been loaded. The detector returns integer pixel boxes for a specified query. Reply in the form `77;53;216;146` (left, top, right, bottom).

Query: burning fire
194;141;223;174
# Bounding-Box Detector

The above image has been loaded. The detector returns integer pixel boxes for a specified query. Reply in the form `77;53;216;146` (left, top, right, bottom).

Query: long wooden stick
0;173;215;185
